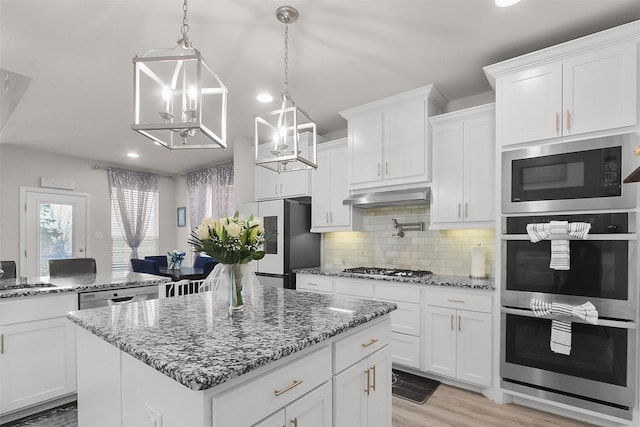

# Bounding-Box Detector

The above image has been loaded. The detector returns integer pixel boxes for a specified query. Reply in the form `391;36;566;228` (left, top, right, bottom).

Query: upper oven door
502;213;637;320
502;135;636;213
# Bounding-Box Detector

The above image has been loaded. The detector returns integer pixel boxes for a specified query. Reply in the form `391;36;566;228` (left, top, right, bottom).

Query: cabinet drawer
334;279;374;298
422;288;492;313
213;345;331;427
374;282;420;303
334;319;391;373
391;333;420;369
389;301;420;336
0;294;78;324
296;275;333;294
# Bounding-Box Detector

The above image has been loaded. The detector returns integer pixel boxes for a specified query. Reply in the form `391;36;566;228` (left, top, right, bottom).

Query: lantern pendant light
132;0;227;150
254;5;317;173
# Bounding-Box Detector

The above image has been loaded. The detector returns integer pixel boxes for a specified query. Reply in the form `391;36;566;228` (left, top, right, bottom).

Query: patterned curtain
185;161;234;229
108;168;159;260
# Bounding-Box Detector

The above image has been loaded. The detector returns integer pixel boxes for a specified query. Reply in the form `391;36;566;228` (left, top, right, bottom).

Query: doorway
20;188;89;277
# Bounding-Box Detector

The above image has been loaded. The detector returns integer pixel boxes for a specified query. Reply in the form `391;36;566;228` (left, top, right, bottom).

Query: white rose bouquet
189;211;266;264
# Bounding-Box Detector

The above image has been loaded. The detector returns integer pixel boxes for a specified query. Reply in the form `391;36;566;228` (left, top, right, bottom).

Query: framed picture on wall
177;207;186;227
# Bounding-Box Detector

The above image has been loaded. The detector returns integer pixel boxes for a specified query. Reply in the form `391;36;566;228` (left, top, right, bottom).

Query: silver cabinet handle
326;212;329;223
361;338;379;348
459;315;462;332
1;334;3;354
274;379;303;396
377;164;381;177
464;203;469;218
364;368;371;395
450;314;454;330
457;203;462;218
370;364;377;391
386;162;389;175
275;184;278;195
329;212;333;223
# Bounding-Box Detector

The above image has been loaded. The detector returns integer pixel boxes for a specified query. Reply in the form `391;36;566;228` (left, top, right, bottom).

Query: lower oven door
501;307;636;420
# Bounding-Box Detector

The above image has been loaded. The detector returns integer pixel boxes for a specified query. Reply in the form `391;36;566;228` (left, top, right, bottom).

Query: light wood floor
393;384;595;427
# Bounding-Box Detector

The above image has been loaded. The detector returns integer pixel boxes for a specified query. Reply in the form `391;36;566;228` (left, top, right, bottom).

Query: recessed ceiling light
256;93;274;103
495;0;520;6
127;152;140;158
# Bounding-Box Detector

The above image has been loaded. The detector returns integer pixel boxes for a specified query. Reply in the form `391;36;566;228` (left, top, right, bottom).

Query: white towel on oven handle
530;298;599;324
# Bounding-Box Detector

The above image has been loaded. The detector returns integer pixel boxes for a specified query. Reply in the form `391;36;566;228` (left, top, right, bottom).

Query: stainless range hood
343;187;430;208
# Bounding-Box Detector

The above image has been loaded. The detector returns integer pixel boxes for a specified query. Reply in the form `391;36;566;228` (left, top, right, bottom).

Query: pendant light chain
283;23;289;95
180;0;191;47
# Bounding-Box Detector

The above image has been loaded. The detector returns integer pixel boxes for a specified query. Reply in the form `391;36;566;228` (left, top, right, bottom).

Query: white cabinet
296;274;333;294
430;104;495;229
422;289;492;387
255;132;324;201
0;294;77;416
485;23;638;146
311;139;363;232
333;320;391;427
340;85;446;191
253;382;332;427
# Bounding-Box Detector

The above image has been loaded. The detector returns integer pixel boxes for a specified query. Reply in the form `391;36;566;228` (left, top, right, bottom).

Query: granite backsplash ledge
322;205;496;277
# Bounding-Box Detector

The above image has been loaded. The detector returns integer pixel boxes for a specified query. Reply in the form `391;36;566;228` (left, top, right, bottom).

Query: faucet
392;228;405;238
392;218;423;237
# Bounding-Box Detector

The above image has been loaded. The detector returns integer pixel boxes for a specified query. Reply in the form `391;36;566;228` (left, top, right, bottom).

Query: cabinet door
0;317;76;414
253;410;284;427
498;62;562;145
563;42;637;136
333;358;368;427
286;381;332;427
383;97;426;182
366;345;391;427
311;150;332;229
431;121;464;223
422;306;456;378
349;113;383;186
463;115;495;223
255;166;280;200
329;146;351;227
280;169;309;199
391;333;420;369
456;311;492;387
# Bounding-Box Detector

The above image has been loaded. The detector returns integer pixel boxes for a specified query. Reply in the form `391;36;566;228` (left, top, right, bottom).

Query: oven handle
501;307;637;329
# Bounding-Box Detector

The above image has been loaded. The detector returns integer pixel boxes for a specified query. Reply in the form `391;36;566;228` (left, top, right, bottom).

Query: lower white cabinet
253;381;332;427
333;329;391;427
422;289;492;387
296;275;333;294
0;294;77;416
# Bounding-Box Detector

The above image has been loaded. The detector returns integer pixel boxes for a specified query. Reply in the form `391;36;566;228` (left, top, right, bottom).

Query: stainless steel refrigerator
253;198;321;289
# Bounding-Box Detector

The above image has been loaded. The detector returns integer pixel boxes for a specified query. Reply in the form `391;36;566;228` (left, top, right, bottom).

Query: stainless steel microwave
502;135;637;213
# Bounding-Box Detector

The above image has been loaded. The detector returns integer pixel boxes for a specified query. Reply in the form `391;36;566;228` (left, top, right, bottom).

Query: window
108;168;159;271
110;189;159;270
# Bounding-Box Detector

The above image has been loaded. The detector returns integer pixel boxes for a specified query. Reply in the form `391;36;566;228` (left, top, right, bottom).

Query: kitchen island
68;285;396;427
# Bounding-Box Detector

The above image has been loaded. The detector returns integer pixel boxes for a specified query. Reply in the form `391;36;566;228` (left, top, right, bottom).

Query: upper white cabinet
255;133;324;201
430;104;495;229
340;85;446;191
484;21;639;146
311;139;363;233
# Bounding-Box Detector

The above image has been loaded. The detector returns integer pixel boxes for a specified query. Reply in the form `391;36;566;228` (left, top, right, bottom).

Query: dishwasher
78;286;159;309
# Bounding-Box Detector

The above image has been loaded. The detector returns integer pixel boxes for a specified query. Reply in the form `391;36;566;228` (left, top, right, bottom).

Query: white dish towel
526;221;591;270
530;298;599;355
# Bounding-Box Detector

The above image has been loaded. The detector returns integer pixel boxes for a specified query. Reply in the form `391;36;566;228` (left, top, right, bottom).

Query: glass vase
225;263;245;310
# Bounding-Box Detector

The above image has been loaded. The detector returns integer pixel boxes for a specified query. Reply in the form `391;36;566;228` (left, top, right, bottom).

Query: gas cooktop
342;267;433;278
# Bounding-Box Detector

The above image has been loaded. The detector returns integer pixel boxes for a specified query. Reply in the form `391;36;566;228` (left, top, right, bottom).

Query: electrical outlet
145;404;162;427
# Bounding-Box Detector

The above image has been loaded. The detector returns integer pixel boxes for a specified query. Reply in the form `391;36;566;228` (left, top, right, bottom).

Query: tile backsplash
322;205;495;277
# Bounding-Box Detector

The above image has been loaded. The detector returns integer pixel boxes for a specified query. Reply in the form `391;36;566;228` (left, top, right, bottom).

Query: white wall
232;136;256;209
0;145;177;275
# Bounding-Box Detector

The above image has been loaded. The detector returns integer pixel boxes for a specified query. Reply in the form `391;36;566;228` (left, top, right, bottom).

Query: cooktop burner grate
343;267;433;278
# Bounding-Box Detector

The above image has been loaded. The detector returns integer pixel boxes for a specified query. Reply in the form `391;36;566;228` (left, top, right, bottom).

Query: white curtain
108;168;159;260
185;161;234;229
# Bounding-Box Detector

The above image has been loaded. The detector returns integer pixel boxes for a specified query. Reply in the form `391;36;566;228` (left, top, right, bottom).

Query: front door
21;188;88;277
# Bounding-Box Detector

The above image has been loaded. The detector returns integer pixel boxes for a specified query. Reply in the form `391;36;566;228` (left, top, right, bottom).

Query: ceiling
1;1;639;175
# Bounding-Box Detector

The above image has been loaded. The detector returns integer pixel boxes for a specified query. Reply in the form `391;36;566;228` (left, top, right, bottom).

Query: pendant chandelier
132;0;227;150
254;6;317;173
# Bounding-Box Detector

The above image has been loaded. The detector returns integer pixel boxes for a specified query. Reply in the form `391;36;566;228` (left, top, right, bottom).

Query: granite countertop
0;271;170;299
294;267;495;290
67;285;396;391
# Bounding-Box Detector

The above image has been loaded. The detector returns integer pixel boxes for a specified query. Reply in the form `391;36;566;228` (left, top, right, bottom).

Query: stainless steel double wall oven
500;135;638;420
